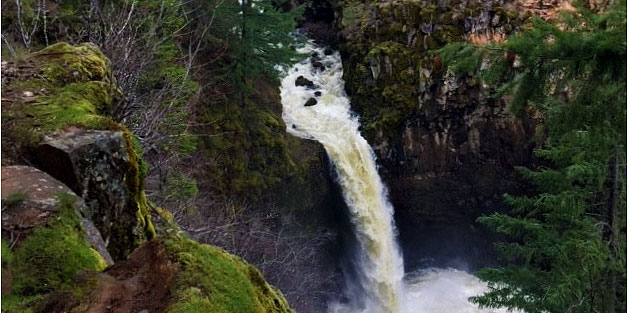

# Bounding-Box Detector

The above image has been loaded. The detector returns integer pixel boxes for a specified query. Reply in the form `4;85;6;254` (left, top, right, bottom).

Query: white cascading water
279;41;515;313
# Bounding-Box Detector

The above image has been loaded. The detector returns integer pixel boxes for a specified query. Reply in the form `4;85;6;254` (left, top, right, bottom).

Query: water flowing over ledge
279;40;516;313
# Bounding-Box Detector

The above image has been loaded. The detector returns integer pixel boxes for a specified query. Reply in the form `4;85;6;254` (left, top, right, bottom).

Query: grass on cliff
164;235;293;313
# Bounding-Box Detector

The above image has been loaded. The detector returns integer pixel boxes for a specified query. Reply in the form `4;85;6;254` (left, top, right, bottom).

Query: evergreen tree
228;0;302;104
440;2;626;312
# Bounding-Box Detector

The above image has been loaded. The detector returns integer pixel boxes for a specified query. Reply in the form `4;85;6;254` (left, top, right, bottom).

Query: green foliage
437;42;482;75
164;235;294;313
199;96;301;197
11;193;107;295
1;294;42;313
440;2;627;313
341;2;365;29
3;192;29;207
219;0;302;93
2;240;13;268
164;172;199;201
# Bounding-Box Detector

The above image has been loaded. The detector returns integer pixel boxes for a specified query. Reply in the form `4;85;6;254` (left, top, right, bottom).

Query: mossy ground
1;193;107;313
163;235;293;313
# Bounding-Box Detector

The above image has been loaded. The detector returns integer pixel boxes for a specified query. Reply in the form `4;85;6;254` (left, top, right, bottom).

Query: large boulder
1;165;113;265
1;166;112;299
35;129;152;260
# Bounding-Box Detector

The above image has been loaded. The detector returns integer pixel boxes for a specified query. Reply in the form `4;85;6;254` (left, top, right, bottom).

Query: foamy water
279;41;513;313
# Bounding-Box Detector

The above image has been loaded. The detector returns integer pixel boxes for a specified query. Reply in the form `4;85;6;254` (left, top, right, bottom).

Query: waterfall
279;41;517;313
280;43;404;313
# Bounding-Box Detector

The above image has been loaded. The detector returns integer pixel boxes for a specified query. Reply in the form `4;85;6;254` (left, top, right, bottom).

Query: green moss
164;235;293;313
5;42;156;259
197;79;306;199
3;42;122;147
11;193;107;295
121;131;156;251
25;82;118;135
4;192;28;208
434;25;463;44
419;5;438;22
1;294;42;313
358;42;422;134
2;240;13;268
34;42;111;84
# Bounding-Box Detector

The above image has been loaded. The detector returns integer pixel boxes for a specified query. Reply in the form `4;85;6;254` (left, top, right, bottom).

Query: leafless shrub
1;0;49;58
173;193;342;313
69;0;233;192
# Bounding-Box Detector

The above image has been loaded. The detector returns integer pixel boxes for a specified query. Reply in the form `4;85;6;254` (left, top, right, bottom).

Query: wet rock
1;166;113;265
35;129;144;260
312;61;326;71
304;98;318;107
314;91;322;97
324;48;334;55
295;75;314;88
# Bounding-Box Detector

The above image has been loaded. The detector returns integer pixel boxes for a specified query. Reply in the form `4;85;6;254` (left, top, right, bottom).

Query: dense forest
0;0;626;312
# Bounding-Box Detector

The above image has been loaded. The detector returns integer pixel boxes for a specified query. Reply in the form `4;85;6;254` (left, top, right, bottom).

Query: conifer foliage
223;0;303;99
441;2;626;312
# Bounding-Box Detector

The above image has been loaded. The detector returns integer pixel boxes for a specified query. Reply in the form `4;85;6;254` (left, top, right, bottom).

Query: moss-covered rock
195;76;324;203
1;43;154;260
164;235;294;313
1;193;107;313
11;193;108;295
30;235;294;313
1;42;121;151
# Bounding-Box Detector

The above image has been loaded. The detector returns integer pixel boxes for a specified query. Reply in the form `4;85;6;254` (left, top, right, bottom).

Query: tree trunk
604;151;619;313
238;0;250;108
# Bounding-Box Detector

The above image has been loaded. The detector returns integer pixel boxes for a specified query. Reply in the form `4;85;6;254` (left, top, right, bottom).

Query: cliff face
1;43;294;313
332;0;541;269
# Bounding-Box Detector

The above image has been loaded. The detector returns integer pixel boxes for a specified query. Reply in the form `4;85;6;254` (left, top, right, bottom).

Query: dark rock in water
324;48;334;55
292;124;296;129
314;91;322;97
311;52;319;58
295;75;314;88
312;61;325;71
304;98;318;107
35;130;147;260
